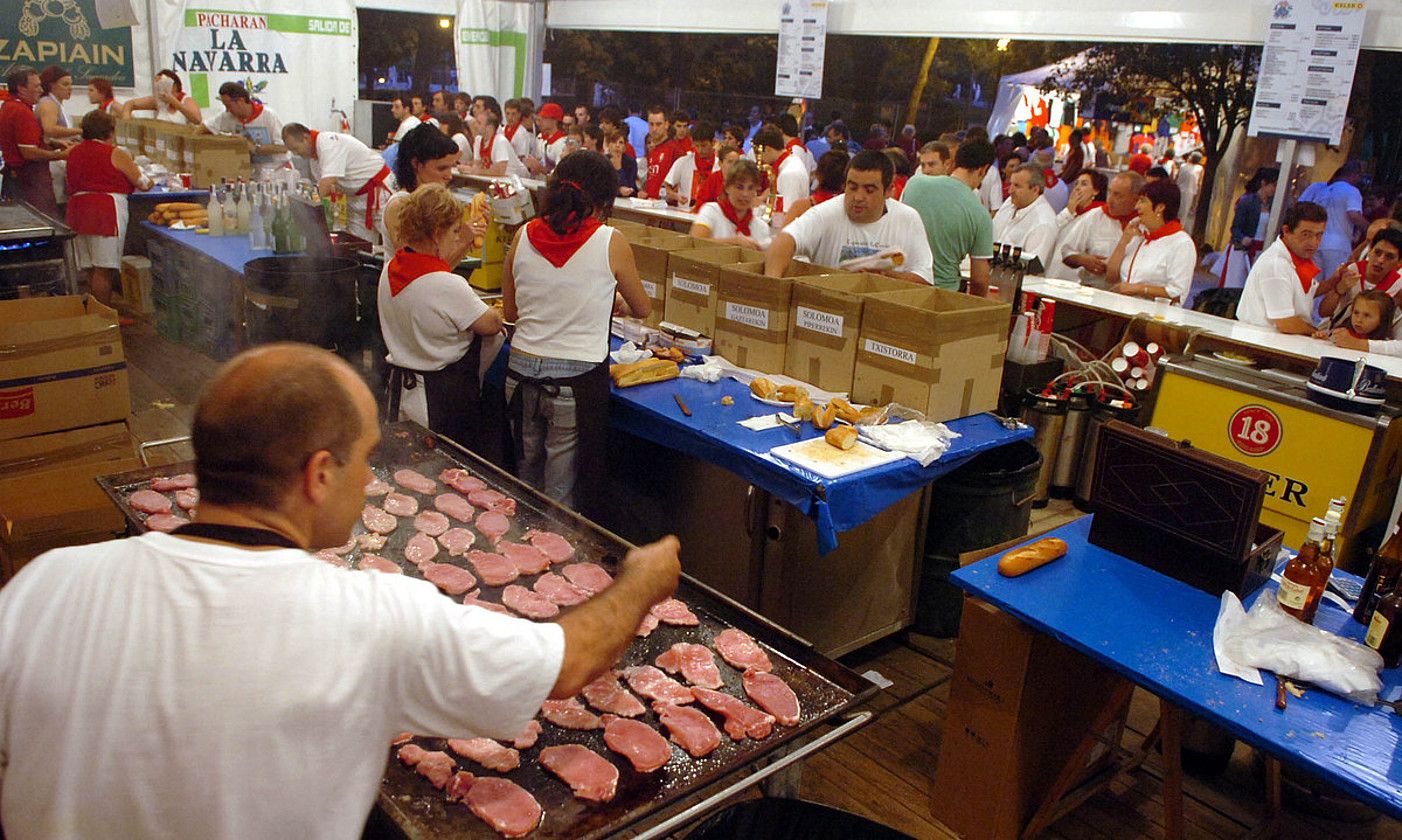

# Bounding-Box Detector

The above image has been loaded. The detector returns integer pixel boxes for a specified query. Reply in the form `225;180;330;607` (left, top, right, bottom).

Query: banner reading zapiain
2;0;135;86
156;0;357;131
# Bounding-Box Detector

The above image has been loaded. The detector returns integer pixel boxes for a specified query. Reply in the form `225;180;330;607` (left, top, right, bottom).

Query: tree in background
1045;43;1260;244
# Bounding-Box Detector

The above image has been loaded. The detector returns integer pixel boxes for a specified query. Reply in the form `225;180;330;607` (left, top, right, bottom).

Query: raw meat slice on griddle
463;592;511;615
650;597;699;626
361;505;397;535
655;643;723;689
150;473;196;491
145;513;189;533
440;468;487;496
656;703;722;758
129;490;172;515
742;670;801;726
393;468;437;495
438;528;476;556
581;671;646;717
539;744;619;802
562;562;613;594
713;628;773;672
357;533;387;552
364;476;391;496
635;612;660;637
691;687;775;740
404;532;440;566
314;550;350;568
475;510;511;542
499;541;550;575
359;555;402;574
447;737;520;772
468;488;517;515
621;665;694;705
383;491;419;517
501;584;558;619
174;488;199;511
534;572;589;607
466;550;518;586
523;529;575;563
448;773;542;838
326;536;356;555
396;744;456;789
539;697;601;730
434;492;476;523
413;510;450;536
422;562;476;595
511;720;542;750
390;732;413;745
602;715;673;772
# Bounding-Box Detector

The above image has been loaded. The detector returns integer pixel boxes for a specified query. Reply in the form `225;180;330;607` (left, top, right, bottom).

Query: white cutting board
769;436;906;480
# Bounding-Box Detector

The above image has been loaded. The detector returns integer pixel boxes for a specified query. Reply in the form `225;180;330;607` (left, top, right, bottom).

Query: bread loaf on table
997;538;1068;577
609;358;679;388
825;425;858;450
813;402;837;430
750;377;777;400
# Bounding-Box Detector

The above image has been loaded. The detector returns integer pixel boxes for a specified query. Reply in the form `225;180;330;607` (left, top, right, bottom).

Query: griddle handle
139;435;193;467
628;710;874;840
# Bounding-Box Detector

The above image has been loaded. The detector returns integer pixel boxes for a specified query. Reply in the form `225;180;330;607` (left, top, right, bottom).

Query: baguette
776;384;808;403
652;346;685;363
997;538;1069;577
813;402;837;430
750;377;778;400
825;425;858;450
792;396;814;421
155;201;204;213
609;358;679;388
831;397;860;424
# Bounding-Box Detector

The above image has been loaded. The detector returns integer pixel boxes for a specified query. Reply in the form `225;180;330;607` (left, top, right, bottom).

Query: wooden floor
119;323;1402;840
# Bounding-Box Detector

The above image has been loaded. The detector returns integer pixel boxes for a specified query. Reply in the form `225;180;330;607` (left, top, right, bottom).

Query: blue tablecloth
142;221;284;274
953;517;1402;819
608;351;1032;554
136;187;206;201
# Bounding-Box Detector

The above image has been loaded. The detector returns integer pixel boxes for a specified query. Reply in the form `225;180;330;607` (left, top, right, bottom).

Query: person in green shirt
901;139;996;296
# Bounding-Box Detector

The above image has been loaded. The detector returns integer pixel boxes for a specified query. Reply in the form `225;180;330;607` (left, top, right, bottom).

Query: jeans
506;353;597;509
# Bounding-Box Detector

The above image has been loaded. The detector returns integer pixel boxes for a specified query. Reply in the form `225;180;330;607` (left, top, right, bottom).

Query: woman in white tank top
502;151;651;515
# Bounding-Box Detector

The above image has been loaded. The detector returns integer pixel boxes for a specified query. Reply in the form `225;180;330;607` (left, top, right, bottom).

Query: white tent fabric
455;0;545;104
986;53;1086;137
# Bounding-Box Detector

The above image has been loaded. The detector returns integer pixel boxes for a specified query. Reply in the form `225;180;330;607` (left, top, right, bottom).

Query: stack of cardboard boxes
114;118;253;188
0;297;138;583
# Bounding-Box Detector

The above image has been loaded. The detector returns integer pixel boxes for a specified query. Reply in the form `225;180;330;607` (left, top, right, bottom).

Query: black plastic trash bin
916;439;1042;637
687;798;917;840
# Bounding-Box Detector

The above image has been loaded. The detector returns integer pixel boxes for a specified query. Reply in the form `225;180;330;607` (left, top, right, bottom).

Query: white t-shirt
312;131;388;192
475;130;529;179
663;152;702;207
1120;228;1196;304
693;202;773;249
991;194;1059;271
511;224;617;363
1299;180;1363;252
452;132;473;164
205;104;284;166
782;197;934;284
1237;237;1319;327
0;533;562;840
979;162;1003;213
503;123;534;161
774;153;810;220
538;132;570;170
378;267;490;371
1048;206;1130;282
393;115;421;142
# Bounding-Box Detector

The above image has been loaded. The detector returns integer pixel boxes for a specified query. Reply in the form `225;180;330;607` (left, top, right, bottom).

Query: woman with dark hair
121;69;202;125
501;151;650;516
1209;167;1278;288
65;109;150;306
691;159;769;249
86;77;119;114
37;65;79;144
381;123;462;251
781;150;846;226
439;112;472;163
1107;179;1196;304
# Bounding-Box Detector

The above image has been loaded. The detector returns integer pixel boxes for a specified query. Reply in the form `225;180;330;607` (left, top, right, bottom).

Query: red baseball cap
539;103;565;121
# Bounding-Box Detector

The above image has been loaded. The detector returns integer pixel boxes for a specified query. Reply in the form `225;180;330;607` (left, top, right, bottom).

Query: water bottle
248;183;265;249
206;186;224;237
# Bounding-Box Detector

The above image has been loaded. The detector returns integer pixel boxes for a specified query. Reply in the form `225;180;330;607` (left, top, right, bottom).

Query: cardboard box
0;423;139;584
664;246;764;336
711;260;830;374
851;287;1010;421
783;273;914;393
630;232;698;326
184;134;253;188
121;256;155;314
930;598;1127;840
149;122;197;171
0;297;130;442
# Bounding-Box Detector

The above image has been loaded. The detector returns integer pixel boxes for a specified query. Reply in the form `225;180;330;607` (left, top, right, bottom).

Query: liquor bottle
272;195;290;254
1356;526;1402;624
248;184;265;249
235;180;251;235
261;186;275;247
1278;518;1331;624
206;186;223;237
222;187;238;237
1365;580;1402;668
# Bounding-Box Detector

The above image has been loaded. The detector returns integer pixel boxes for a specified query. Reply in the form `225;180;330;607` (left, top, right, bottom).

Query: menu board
1247;0;1367;145
775;0;828;99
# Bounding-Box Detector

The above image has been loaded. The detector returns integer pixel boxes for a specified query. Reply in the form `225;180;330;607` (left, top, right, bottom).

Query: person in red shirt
638;105;678;200
1128;143;1154;175
692;144;740;210
65;109;149;305
670;112;695;157
0;65;67;218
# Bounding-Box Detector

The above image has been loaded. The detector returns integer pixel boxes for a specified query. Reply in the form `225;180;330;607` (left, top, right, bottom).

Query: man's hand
1339;262;1362;293
1069;254;1107;275
617;536;681;607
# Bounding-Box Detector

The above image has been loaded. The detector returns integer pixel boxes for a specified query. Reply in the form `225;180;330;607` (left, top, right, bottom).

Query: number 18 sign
1229;405;1284;456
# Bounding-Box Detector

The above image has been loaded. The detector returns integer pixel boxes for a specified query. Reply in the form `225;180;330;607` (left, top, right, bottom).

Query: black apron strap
505;360;610;519
420;338;483;451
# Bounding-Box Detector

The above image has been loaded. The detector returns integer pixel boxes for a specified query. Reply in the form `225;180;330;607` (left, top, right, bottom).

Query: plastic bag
1213;591;1384;706
856;403;961;467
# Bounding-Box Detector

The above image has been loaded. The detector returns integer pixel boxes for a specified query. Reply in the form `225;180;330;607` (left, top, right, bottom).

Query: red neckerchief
773;149;793;172
696;154;715;177
239;102;264;125
717;198;753;236
1107;207;1137;230
1043;168;1059;189
1285;241;1322;293
540;129;566;145
308;130;320;159
526;217;602;268
1143;219;1183;243
675;137;695;156
1348;326;1370;340
479;132;496;160
1359;259;1402;296
504;122;521;141
812;189;838;204
98;99;114;113
1077;200;1106;217
785;138;804;153
387;249;452;297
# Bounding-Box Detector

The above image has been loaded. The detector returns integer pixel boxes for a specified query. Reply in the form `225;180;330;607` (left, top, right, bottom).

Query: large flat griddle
98;421;875;839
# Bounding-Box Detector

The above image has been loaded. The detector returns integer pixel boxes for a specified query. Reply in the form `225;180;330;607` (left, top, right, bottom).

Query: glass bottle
248;183;265;250
206;186;223;237
235;180;251;235
1356;526;1402;625
1365;581;1402;668
1278;518;1330;624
